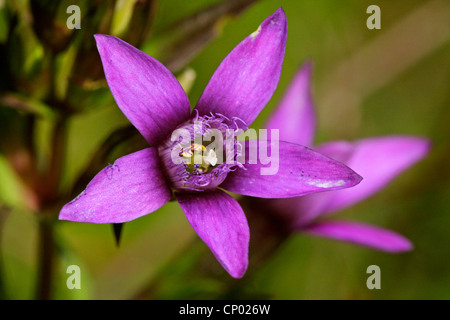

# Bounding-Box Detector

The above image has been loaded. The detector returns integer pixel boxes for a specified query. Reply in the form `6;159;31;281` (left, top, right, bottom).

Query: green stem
46;115;68;201
35;112;68;299
35;49;71;295
0;206;11;299
35;218;54;300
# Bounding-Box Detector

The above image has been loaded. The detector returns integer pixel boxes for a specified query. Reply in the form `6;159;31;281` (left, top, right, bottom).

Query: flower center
158;113;245;192
179;142;220;176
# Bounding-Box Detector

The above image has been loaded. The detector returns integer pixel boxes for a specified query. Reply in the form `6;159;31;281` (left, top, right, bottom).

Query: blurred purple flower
59;9;362;278
263;62;431;252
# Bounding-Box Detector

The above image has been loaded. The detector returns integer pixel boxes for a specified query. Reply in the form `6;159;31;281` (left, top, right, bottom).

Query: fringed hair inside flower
158;112;247;191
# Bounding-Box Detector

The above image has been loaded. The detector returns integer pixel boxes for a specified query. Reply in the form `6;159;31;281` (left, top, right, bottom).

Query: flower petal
95;34;190;146
315;136;431;214
59;148;171;223
176;190;249;278
267;136;430;227
194;8;287;127
265;61;316;147
221;140;362;198
300;221;413;253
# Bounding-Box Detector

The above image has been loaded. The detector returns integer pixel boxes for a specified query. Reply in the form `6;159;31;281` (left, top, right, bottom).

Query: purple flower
262;62;431;252
59;9;362;278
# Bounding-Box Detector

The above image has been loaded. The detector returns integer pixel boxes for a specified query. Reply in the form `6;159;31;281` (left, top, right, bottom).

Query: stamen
204;149;218;166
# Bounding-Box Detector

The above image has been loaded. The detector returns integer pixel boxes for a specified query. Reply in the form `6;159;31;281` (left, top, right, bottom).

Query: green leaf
177;67;197;94
0;3;9;43
111;0;138;37
54;42;78;100
0;156;28;210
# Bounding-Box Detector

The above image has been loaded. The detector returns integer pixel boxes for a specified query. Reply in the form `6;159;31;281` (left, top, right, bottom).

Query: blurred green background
0;0;449;299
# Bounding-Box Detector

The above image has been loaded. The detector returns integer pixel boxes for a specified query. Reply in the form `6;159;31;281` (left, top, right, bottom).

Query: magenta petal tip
194;7;287;128
301;221;414;253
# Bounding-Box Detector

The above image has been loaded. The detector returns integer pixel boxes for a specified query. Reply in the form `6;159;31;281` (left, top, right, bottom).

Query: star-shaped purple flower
59;8;362;278
261;62;431;252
